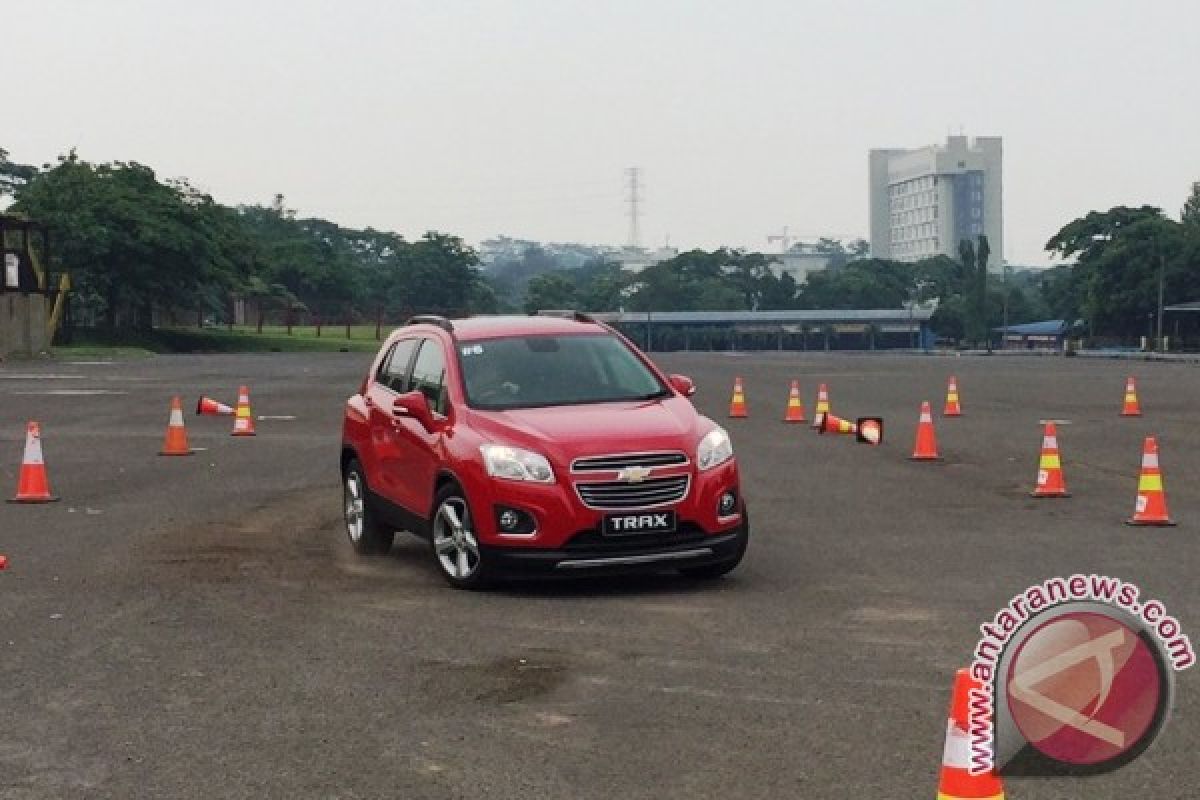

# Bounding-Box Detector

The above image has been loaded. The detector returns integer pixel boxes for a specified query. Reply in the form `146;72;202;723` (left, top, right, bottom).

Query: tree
814;238;850;271
1046;206;1195;339
0;147;37;199
957;238;988;347
572;259;628;312
975;235;991;351
523;272;577;313
13;154;235;328
798;259;912;309
1182;181;1200;230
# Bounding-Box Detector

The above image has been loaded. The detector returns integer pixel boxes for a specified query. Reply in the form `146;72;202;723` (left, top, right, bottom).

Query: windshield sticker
461;345;484;356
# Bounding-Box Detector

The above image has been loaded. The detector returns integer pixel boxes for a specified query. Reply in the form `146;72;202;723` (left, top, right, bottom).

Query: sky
5;1;1198;266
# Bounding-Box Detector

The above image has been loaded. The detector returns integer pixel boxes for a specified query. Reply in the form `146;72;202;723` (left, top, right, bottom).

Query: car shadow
379;532;744;597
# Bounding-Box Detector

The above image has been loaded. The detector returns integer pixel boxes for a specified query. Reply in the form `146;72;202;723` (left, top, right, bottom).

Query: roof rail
405;314;454;332
531;309;597;324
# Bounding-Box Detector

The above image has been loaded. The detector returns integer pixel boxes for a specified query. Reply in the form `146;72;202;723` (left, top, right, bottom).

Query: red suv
340;312;747;589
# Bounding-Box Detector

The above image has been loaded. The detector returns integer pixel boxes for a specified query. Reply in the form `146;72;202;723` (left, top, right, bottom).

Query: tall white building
868;135;1002;267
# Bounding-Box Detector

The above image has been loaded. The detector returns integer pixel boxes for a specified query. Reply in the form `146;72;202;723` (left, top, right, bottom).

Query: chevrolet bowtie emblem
616;465;653;483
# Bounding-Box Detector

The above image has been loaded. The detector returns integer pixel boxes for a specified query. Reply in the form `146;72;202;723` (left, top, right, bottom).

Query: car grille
571;451;689;472
575;475;690;510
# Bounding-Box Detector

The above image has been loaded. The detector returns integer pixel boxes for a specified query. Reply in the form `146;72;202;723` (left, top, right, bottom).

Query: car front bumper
479;515;748;578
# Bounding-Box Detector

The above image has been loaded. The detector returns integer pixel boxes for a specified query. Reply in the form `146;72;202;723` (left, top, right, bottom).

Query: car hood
467;397;707;465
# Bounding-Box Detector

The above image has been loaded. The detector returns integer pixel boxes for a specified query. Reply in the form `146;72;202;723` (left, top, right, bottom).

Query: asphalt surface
0;350;1197;799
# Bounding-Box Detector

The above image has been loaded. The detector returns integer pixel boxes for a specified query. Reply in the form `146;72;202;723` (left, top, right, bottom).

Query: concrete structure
594;308;936;351
994;319;1068;350
0;292;50;358
869;135;1003;267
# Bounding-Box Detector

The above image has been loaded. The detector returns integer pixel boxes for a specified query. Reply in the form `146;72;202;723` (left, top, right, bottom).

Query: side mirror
393;390;435;431
668;374;696;397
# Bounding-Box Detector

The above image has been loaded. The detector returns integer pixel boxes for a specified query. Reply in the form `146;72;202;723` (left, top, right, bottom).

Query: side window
378;338;419;393
409;339;448;415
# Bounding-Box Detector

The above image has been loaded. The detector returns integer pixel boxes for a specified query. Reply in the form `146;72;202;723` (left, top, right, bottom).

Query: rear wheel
343;460;395;555
430;484;493;590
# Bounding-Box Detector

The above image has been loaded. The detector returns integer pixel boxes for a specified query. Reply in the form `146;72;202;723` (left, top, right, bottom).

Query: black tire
680;509;748;579
429;483;494;590
343;459;395;555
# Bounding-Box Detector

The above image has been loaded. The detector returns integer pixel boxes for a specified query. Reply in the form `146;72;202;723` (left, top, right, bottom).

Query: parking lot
1;351;1197;799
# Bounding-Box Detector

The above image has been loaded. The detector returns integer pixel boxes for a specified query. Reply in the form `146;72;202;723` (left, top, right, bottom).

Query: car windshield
459;334;668;410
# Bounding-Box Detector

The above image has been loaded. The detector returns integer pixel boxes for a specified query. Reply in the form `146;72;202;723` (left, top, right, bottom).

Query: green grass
57;327;383;354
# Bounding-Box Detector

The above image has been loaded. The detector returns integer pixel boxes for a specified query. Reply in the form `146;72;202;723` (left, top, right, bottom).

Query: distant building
868;135;1003;267
769;244;832;283
618;245;678;273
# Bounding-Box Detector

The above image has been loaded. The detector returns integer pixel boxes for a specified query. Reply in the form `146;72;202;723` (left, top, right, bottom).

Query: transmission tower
625;167;642;249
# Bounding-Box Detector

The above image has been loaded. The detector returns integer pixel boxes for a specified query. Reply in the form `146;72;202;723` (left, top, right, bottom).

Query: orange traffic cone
810;384;830;430
783;380;805;423
728;377;748;419
818;412;857;435
232;385;257;436
910;401;941;461
9;421;59;503
1120;376;1141;416
159;396;194;456
1127;436;1174;526
944;376;962;417
196;396;234;416
1031;422;1069;497
935;669;1006;800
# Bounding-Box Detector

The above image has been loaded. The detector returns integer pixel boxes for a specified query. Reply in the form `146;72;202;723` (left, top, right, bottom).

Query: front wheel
343;460;395;555
430;484;494;590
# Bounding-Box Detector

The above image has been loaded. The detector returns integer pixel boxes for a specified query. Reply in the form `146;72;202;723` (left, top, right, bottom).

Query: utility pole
625;167;642;249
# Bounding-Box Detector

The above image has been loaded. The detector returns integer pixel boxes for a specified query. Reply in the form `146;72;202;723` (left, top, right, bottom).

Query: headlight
697;426;733;471
480;444;555;483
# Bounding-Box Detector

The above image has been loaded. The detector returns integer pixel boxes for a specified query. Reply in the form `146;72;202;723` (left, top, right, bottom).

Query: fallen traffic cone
196;395;234;416
783;380;805;423
1031;422;1069;497
728;377;748;418
159;396;194;456
9;421;59;503
935;668;1006;800
232;385;257;436
810;383;830;430
856;417;884;445
944;376;962;417
1120;376;1141;416
1127;436;1174;526
910;401;941;461
818;412;857;435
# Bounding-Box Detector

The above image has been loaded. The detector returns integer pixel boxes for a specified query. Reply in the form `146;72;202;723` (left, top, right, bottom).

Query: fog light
718;491;738;516
494;505;536;534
